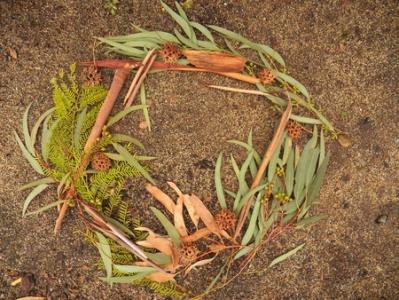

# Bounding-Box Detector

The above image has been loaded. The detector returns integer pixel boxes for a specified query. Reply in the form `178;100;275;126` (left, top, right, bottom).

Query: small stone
375;214;387;224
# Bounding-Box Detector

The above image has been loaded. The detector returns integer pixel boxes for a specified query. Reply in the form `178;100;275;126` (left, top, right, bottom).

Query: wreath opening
14;1;346;299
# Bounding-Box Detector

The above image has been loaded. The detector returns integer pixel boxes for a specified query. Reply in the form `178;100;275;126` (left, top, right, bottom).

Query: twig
234;102;292;239
123;49;156;105
125;53;157;108
80;59;260;84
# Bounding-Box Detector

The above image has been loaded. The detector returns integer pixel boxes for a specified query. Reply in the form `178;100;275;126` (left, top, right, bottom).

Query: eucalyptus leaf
319;129;325;167
112;143;155;184
276;71;310;99
31;107;55;151
19;177;55;191
290;114;322;125
174;28;199;48
238;151;253;195
161;1;193;39
107;105;146;127
215;152;227;209
14;131;44;175
25;199;64;216
296;214;327;228
241;198;261;245
143;252;172;265
305;148;320;189
22;103;34;155
233;245;253;260
22;184;48;216
114;264;157;274
41;119;59;162
140;84;151;131
285;150;295;196
224;38;240;55
111;134;145;150
190;21;215;43
269;243;305;268
150;206;181;247
95;232;112;279
307;153;330;207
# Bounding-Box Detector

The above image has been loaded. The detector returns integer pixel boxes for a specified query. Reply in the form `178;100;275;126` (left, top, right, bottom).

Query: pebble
375;214;387;224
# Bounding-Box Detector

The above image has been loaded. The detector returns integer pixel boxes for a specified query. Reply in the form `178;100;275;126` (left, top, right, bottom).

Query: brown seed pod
80;65;102;86
286;121;302;140
215;209;237;231
258;68;275;85
179;244;200;265
91;152;111;171
159;42;181;64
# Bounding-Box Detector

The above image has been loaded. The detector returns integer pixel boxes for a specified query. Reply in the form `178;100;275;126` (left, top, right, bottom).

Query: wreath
15;1;347;299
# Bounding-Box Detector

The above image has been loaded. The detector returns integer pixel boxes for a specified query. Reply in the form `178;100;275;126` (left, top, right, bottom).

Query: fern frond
79;85;107;109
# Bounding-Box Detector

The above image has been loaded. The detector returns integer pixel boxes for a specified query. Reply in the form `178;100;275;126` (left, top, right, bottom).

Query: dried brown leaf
145;272;175;283
189;194;220;236
8;47;17;60
184;257;216;276
182;194;200;228
174;195;188;237
145;184;175;214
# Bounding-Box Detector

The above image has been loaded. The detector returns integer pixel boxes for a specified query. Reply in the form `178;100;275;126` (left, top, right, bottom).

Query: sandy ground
0;0;398;299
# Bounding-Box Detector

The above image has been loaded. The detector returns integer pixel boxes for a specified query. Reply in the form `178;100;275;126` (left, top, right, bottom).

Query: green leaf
267;135;283;182
114;264;157;274
282;135;292;166
74;106;87;148
269;243;305;268
150;206;180;247
290;114;322;125
111;134;145;150
22;184;48;216
190;21;215;43
98;38;146;57
41;118;59;162
105;30;180;44
241;198;261;245
296;214;327;228
14;131;44;175
234;245;253;260
25;199;64;216
19;177;55;191
224;38;240;55
319;129;325;167
238;151;253;195
30;108;55;152
174;28;199;48
285;150;295;196
22;103;34;155
257;44;285;67
112;143;155;184
107;105;146;127
307;153;330;206
100;274;152;284
258;51;272;68
139;84;151;131
224;189;236;199
238;184;266;212
293;147;311;199
95;232;112;279
215;153;226;209
144;252;172;265
305;148;320;188
276;71;310;99
161;1;193;39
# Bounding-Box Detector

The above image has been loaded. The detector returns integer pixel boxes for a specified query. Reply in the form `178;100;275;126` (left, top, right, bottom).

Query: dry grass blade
189;194;220;236
145;183;176;214
182;49;247;72
234;101;292;239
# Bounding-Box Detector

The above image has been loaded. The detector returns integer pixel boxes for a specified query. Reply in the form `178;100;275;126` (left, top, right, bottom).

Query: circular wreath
15;1;346;299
